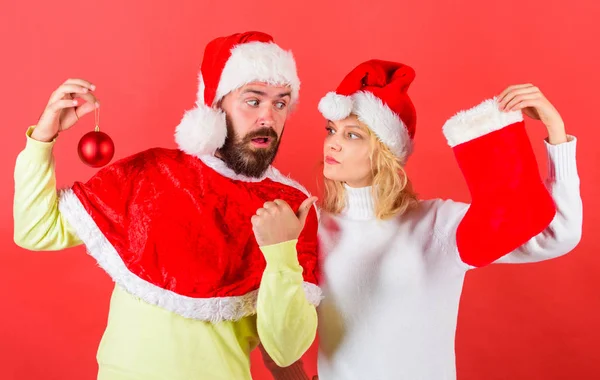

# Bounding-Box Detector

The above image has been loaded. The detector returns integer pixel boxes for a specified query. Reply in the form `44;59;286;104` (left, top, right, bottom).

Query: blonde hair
322;121;418;220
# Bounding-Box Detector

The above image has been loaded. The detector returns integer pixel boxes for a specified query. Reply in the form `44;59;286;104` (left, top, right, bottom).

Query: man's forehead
239;81;292;96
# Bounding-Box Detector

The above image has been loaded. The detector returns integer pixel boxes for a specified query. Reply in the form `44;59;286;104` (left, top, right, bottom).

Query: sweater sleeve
433;136;582;269
256;240;318;367
493;136;582;264
13;127;82;250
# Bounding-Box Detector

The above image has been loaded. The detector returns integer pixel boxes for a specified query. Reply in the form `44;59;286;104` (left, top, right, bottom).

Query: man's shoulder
111;147;206;170
265;166;311;198
124;147;185;163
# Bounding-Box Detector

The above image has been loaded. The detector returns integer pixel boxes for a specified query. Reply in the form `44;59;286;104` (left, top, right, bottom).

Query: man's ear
215;99;223;109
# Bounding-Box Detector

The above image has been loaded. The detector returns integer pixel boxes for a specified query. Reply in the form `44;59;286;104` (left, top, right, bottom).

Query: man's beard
217;117;282;178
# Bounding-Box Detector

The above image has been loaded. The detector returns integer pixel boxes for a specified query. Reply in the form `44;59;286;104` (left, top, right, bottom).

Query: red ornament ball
78;131;115;168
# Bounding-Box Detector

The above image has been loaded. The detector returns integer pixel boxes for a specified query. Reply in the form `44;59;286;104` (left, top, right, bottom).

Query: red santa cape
56;31;320;322
58;148;321;322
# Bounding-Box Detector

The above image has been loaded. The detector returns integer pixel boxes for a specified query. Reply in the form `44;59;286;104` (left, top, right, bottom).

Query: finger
74;101;98;119
507;98;541;112
497;84;535;103
50;84;92;103
498;87;540;109
504;93;541;111
297;196;318;226
497;83;534;99
251;215;261;225
48;99;79;113
273;199;291;210
63;78;96;91
255;208;267;216
263;201;278;210
498;86;539;105
72;91;99;107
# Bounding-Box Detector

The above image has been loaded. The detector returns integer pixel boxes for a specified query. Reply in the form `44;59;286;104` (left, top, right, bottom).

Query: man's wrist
30;126;58;142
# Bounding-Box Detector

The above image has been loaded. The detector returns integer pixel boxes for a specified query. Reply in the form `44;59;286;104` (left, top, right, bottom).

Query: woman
255;60;582;380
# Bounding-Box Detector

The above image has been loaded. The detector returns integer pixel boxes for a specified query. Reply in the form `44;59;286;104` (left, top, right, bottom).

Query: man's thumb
297;196;318;226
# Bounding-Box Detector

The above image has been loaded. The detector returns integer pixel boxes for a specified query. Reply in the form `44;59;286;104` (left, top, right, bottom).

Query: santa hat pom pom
318;92;354;121
174;106;227;157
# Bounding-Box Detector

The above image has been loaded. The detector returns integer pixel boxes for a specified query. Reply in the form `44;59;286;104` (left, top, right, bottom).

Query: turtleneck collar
342;184;376;220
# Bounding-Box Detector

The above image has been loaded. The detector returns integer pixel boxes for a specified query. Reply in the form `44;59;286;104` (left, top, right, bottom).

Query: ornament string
94;106;100;132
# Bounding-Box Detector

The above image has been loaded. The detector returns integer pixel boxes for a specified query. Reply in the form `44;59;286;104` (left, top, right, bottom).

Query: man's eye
246;99;259;107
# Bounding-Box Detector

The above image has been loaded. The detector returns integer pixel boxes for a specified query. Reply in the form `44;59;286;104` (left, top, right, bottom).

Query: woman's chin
323;167;344;182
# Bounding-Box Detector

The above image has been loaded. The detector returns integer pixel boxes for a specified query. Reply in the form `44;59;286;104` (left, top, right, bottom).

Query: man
13;31;321;380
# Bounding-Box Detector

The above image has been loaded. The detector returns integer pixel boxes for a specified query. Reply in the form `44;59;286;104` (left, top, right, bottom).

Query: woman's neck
342;184;376;220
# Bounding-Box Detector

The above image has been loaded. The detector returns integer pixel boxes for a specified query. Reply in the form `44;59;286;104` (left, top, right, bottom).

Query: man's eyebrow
240;89;292;99
241;89;267;96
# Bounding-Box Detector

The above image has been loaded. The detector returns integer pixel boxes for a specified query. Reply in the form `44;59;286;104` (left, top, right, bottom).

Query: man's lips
250;137;273;147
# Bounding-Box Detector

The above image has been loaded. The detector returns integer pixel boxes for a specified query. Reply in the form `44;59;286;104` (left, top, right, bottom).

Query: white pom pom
196;73;206;105
318;92;353;121
174;105;227;156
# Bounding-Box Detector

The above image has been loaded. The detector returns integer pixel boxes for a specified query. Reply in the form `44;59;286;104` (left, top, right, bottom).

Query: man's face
217;82;292;178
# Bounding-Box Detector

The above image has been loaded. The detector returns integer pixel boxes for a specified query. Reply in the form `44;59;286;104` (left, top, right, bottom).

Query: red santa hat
317;59;416;164
175;31;301;157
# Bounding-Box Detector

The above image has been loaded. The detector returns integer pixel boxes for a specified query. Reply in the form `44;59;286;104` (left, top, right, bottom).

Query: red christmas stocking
442;98;557;267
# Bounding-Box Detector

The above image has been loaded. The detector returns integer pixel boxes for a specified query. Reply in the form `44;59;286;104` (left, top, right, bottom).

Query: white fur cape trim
58;189;322;322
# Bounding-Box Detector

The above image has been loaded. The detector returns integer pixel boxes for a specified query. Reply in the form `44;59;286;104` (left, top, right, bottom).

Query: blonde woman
254;60;582;380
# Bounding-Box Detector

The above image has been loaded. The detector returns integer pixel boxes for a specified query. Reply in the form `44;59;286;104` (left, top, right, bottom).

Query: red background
1;1;599;379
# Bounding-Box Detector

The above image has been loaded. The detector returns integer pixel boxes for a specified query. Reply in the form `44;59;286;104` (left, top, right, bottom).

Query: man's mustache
242;127;278;143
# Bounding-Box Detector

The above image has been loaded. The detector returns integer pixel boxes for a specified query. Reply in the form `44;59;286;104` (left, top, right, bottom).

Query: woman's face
323;115;374;188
